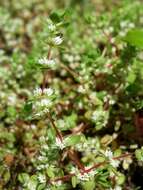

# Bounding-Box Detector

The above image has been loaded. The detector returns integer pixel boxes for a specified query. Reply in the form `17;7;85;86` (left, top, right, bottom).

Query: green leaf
116;173;125;185
65;134;84;146
49;12;61;23
18;173;29;184
49;9;71;24
57;113;77;131
37;184;46;190
27;175;38;190
71;176;78;188
49;10;66;23
82;180;96;190
124;29;143;48
7;106;17;118
0;132;15;142
21;102;33;120
46;167;55;178
127;71;136;84
135;148;143;161
3;170;11;183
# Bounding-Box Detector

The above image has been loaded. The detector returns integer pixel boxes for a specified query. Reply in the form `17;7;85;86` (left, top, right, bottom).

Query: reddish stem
50;173;74;183
68;150;85;171
84;162;106;173
47;112;63;142
51;152;133;183
113;153;132;160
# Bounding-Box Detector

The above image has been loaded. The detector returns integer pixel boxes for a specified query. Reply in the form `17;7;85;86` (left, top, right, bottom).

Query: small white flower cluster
75;138;100;155
32;87;56;118
37;173;47;183
78;85;87;94
51;180;62;186
63;53;80;65
46;18;56;32
38;57;56;69
36;99;52;107
78;169;97;181
34;108;49;118
119;20;135;37
103;26;114;36
92;109;109;129
122;156;132;170
34;87;54;97
71;166;97;181
34;137;51;170
48;23;56;31
104;150;120;168
55;137;66;150
7;94;17;105
76;171;95;181
52;36;63;45
104;95;116;106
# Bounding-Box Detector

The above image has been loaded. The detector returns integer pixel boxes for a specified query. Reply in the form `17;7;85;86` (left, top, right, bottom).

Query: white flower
37;174;46;183
34;108;50;118
42;144;49;151
38;99;52;107
34;87;42;96
35;113;42;117
105;150;113;159
43;88;53;96
119;31;126;37
52;36;63;45
120;21;128;28
122;157;132;170
109;26;114;33
43;108;50;113
8;95;17;105
31;124;36;129
48;23;56;31
39;136;46;142
128;23;135;28
92;110;108;125
92;110;102;121
110;171;115;178
71;166;97;182
38;57;56;67
55;138;65;150
38;156;46;161
78;85;86;94
76;169;97;181
110;159;120;168
105;150;120;168
77;172;89;181
51;180;62;186
38;57;47;64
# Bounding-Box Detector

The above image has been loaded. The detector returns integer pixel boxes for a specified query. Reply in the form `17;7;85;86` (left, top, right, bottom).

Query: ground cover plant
0;0;143;189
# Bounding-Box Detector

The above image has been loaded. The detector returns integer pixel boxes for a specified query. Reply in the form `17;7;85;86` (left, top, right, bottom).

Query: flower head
38;57;56;68
55;138;66;150
76;169;97;181
104;149;120;168
48;23;56;31
43;88;54;96
37;174;46;183
52;36;63;45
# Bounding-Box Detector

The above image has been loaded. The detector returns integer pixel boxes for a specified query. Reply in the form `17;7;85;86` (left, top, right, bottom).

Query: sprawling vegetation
0;0;143;189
